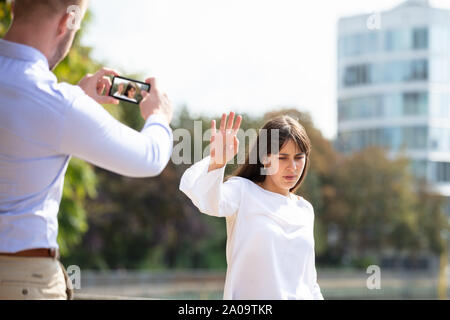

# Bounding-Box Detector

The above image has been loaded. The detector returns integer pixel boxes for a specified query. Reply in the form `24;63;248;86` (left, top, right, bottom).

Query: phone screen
108;76;151;104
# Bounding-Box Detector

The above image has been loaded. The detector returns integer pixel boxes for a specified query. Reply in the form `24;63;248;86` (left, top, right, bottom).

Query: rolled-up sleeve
179;155;242;217
59;93;173;177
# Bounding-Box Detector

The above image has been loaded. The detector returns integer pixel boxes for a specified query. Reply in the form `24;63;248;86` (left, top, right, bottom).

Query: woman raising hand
179;112;323;300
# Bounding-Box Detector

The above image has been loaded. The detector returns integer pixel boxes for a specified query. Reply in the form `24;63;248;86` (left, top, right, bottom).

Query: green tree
326;148;418;263
0;1;11;36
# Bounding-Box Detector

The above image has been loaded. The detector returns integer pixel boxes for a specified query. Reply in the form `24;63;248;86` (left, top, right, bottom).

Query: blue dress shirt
0;39;173;253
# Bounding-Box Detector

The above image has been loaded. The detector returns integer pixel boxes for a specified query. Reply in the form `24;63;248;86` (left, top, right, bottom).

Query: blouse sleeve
305;200;324;300
311;265;324;300
312;224;324;300
179;155;243;217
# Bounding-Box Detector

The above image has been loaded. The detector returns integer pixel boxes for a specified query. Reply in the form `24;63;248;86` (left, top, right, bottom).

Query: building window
409;59;428;81
338;92;428;121
338;126;428;153
342;59;428;88
413;28;428;50
403;127;428;149
410;160;427;179
403;92;428;116
344;64;370;87
383;27;428;52
339;27;429;57
429;128;446;151
433;162;450;182
385;29;411;51
339;33;379;57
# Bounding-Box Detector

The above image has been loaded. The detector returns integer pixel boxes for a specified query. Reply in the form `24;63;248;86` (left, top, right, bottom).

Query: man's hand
78;67;120;105
139;77;173;124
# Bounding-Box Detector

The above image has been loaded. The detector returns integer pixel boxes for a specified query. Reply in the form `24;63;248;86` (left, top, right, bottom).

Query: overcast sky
82;0;450;139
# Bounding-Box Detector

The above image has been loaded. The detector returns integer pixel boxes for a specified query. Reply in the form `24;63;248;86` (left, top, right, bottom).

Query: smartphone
108;76;151;104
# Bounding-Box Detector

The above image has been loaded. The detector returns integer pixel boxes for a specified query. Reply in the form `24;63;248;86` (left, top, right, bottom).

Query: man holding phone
0;0;173;299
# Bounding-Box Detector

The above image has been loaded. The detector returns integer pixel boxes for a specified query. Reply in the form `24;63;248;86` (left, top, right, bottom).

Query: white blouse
179;156;324;300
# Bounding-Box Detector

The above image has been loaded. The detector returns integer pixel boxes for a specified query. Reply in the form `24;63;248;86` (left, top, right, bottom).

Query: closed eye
278;157;305;160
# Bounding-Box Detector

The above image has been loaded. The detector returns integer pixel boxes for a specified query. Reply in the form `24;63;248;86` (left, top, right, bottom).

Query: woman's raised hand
208;112;242;172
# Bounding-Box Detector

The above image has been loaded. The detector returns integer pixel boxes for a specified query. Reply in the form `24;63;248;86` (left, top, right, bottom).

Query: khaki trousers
0;255;72;300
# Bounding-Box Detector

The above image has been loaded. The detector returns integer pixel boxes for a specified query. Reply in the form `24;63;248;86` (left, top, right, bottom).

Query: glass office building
337;0;450;203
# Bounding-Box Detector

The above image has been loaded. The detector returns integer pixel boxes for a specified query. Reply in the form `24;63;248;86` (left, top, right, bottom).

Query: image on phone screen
108;76;151;104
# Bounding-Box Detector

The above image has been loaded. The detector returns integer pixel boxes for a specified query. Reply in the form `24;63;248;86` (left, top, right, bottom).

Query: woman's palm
210;112;242;167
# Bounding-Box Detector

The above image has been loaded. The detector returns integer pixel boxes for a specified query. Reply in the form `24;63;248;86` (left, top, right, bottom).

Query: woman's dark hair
230;115;311;193
124;82;137;98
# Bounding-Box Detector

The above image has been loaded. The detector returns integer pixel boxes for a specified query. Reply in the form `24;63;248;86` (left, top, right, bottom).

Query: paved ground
73;269;446;300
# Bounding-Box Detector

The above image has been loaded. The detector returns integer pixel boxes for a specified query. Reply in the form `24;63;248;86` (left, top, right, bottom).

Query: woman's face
127;87;136;98
117;84;124;93
263;139;306;192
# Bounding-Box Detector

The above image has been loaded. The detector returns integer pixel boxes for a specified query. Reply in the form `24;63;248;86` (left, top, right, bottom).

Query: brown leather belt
0;248;59;259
